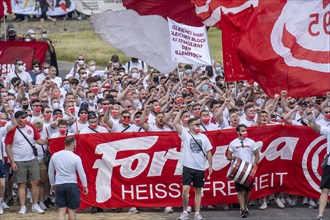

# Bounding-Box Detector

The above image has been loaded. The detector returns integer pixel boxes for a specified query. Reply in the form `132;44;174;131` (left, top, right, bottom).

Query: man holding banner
307;109;330;220
174;115;213;220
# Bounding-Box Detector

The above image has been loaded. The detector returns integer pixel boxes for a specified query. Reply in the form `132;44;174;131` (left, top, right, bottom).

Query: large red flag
237;0;330;98
0;0;12;17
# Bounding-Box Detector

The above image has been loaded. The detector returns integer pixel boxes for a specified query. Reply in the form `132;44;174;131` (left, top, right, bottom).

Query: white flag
168;18;212;65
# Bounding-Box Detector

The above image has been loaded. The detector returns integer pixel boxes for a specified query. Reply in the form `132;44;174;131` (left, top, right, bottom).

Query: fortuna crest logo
270;1;330;73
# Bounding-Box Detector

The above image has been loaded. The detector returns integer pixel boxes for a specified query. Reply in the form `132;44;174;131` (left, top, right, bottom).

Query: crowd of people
0;24;330;219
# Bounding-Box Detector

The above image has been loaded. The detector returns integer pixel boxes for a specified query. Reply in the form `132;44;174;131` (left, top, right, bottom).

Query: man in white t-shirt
80;111;107;134
227;124;260;218
5;58;33;90
174;117;213;220
5;111;48;215
307;109;330;220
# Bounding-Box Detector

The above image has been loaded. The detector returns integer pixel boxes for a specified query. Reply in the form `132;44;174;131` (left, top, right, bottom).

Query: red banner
0;41;48;76
49;125;327;209
0;0;12;17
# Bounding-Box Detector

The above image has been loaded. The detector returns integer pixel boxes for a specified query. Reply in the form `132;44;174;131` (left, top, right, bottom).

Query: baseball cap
88;111;97;120
15;111;25;118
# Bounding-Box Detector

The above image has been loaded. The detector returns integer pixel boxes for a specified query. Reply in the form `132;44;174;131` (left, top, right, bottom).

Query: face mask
187;87;193;92
30;34;35;38
22;104;29;110
68;107;75;113
44;68;49;74
256;98;265;106
277;107;283;114
133;99;140;106
82;73;87;79
177;97;184;103
215;67;222;73
88;100;94;105
26;116;31;122
37;128;43;132
9;34;16;40
54;93;61;99
113;63;119;68
78;60;85;65
89;66;96;72
132;72;139;78
248;112;256;120
135;119;140;125
202;117;210;124
193;127;201;134
8;100;15;106
41;34;47;39
59;128;67;135
54;115;63;120
207;71;214;77
111;110;119;117
193;110;200;117
201;84;209;91
122;118;130;124
44;113;51;120
182;118;189;125
185;69;192;74
80;114;88;121
0;120;7;126
238;110;244;116
126;93;132;98
34;67;40;72
89;123;97;129
63;84;70;91
25;38;31;42
91;87;99;93
178;71;183;77
53;103;59;109
18;65;25;72
35;106;41;113
153;106;161;113
102;106;108;111
103;84;111;89
153;77;159;83
21;118;28;125
324;113;330;120
241;132;248;139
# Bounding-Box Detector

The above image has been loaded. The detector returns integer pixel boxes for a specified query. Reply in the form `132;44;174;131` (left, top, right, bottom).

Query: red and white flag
238;0;330;97
0;0;12;17
90;0;203;73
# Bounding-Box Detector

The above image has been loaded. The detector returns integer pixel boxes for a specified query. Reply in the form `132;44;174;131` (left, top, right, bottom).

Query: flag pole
3;15;6;42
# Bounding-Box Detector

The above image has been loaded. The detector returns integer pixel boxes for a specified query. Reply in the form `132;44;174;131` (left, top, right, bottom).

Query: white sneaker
207;205;214;210
128;207;139;214
39;201;47;210
187;206;192;213
0;203;3;215
285;197;292;206
290;197;297;207
302;197;309;205
309;199;317;209
223;204;229;211
19;206;26;214
275;198;285;208
164;206;173;213
32;204;45;214
259;202;268;210
2;202;9;209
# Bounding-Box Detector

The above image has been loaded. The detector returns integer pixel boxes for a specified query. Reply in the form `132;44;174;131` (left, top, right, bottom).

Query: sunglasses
45;111;52;114
18;116;27;119
34;65;40;68
102;103;110;105
122;116;130;119
33;105;42;107
78;59;84;61
126;105;132;108
325;111;330;114
17;63;23;66
40;100;48;103
43;67;50;69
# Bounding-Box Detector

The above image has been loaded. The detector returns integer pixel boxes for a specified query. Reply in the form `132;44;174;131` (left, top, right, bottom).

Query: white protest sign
168;17;212;65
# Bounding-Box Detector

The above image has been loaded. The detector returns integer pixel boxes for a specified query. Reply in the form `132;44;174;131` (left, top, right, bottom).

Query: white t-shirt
5;71;32;89
316;119;330;127
80;126;108;134
5;124;40;162
50;76;62;88
228;137;257;164
69;121;89;134
0;126;8;158
148;124;172;132
35;73;47;85
111;123;137;132
179;129;212;171
201;122;219;132
321;126;330;165
239;117;255;127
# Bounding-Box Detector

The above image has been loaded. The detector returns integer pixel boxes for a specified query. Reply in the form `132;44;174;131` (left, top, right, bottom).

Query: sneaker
39;201;47;210
223;204;229;211
178;212;189;220
187;206;192;213
46;197;55;206
309;199;317;209
194;213;204;220
245;208;249;216
316;216;323;220
280;197;286;205
207;205;215;210
19;206;26;214
43;199;50;209
32;204;45;214
259;202;267;210
240;209;247;218
303;197;309;205
0;204;3;215
2;202;9;209
248;200;256;206
285;197;292;206
164;206;173;213
290;197;297;207
128;207;139;214
275;198;285;209
7;198;14;206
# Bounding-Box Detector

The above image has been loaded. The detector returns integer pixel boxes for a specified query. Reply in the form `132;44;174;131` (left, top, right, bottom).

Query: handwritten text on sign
168;18;211;65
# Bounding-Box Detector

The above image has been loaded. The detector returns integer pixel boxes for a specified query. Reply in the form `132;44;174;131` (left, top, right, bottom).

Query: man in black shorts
174;112;213;220
48;136;88;220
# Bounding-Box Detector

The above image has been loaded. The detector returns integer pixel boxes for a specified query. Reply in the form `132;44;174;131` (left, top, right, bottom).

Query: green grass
49;27;222;67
